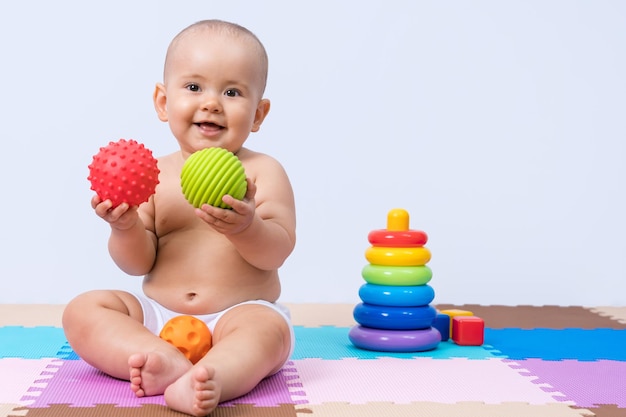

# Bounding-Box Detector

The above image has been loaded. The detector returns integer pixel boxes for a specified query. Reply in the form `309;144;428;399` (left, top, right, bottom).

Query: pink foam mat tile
291;357;568;405
507;359;626;408
0;358;61;406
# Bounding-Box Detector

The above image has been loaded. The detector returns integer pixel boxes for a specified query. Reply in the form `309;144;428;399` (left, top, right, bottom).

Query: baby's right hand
91;195;139;231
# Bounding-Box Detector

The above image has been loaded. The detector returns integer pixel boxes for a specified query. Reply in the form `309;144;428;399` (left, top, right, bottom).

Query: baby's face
159;30;268;157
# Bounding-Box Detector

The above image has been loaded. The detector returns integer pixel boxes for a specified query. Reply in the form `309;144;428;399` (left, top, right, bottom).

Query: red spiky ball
88;139;160;207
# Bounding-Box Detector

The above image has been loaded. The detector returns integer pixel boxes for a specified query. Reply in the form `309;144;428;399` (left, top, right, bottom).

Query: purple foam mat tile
21;360;165;407
13;403;302;417
505;359;626;408
23;359;301;408
222;361;306;406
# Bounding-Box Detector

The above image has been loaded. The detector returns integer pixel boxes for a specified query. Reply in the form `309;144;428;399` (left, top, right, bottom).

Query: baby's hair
164;19;269;93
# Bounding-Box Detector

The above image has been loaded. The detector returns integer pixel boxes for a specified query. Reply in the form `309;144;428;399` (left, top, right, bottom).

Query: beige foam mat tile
0;304;357;328
0;404;28;417
285;303;356;327
297;402;594;417
587;306;626;325
0;305;65;327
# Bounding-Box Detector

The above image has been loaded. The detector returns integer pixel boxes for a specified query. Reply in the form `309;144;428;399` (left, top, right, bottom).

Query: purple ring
349;325;441;352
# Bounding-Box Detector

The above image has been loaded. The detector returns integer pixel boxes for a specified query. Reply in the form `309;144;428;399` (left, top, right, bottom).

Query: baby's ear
153;83;169;122
251;98;270;132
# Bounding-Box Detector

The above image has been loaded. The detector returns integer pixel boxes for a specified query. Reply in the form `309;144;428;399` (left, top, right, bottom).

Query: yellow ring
365;246;431;266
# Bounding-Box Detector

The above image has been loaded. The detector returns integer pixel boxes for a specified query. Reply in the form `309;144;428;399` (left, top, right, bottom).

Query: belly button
186;292;197;301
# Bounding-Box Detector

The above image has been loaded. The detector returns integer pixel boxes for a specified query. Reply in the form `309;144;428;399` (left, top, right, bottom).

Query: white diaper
132;293;295;362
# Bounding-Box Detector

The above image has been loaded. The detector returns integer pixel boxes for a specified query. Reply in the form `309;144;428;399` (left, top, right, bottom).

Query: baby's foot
164;365;220;417
128;351;191;397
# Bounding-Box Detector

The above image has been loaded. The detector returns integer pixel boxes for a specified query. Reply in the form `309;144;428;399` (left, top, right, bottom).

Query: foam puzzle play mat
1;303;625;417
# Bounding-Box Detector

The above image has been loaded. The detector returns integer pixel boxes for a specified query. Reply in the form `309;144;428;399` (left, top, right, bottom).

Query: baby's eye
186;84;200;92
225;89;240;97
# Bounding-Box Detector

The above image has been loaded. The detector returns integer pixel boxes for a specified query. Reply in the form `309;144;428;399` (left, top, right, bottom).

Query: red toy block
452;316;484;346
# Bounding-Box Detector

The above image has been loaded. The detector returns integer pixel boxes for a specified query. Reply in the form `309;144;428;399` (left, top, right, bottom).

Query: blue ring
353;303;437;330
349;325;441;352
358;283;435;307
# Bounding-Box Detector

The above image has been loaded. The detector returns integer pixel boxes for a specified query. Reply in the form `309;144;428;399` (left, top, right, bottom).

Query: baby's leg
164;303;292;416
62;290;191;396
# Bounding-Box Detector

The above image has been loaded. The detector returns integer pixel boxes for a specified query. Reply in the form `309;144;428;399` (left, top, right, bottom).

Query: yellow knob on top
387;208;410;231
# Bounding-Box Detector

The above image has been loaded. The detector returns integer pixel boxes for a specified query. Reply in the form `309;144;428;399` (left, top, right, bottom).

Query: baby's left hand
195;178;256;235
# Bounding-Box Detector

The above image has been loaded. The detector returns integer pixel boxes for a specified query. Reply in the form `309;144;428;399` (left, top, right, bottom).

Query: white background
1;1;624;306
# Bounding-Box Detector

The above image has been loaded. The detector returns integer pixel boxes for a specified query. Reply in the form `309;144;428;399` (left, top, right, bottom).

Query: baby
63;19;296;416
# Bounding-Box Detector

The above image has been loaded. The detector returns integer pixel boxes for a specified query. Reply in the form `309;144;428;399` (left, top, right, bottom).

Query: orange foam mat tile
296;402;594;417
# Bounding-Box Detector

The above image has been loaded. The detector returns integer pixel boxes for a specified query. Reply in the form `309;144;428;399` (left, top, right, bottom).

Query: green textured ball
180;148;247;209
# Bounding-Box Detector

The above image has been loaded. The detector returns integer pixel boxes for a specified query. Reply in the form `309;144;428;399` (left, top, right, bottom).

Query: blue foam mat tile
0;326;74;359
293;326;497;360
483;328;626;361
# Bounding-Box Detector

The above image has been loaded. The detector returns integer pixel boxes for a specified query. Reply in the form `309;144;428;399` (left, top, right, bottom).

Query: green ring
361;264;432;286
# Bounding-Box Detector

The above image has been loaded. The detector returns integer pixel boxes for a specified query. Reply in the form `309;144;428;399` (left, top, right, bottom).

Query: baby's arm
195;158;296;271
92;195;157;276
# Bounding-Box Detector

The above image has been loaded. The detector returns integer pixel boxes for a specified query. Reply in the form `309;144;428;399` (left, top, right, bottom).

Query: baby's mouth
196;122;223;130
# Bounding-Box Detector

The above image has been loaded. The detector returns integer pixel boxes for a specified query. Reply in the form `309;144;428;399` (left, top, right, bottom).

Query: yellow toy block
439;309;474;337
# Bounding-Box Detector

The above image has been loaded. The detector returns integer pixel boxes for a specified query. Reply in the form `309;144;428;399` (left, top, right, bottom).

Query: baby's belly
142;271;281;315
143;229;281;314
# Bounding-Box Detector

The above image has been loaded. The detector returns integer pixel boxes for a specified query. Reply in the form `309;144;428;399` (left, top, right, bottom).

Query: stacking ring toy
349;325;441;352
359;283;435;307
365;246;431;266
353;303;437;330
361;264;432;286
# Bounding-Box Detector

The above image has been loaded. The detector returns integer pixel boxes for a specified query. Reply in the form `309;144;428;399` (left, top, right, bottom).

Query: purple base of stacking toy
348;325;441;352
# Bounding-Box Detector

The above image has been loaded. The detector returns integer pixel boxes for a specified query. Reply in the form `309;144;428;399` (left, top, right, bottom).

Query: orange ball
159;315;212;364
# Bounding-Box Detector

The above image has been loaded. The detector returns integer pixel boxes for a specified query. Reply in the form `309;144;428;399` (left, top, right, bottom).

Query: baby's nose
202;93;222;112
